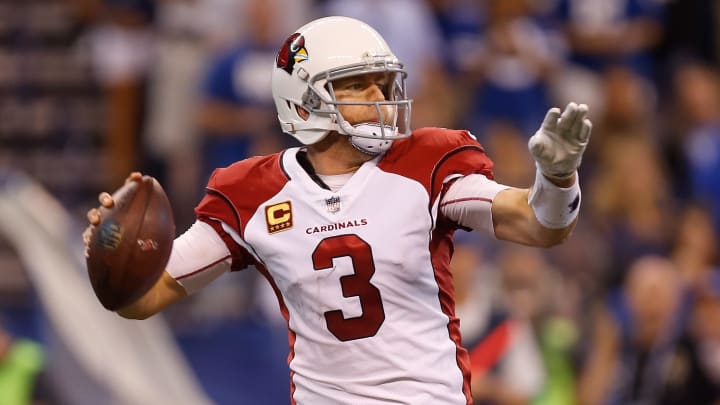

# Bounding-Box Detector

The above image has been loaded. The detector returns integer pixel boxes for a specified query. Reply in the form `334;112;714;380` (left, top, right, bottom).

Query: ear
296;105;310;120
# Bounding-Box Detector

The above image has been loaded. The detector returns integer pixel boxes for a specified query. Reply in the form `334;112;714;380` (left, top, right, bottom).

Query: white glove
528;102;592;179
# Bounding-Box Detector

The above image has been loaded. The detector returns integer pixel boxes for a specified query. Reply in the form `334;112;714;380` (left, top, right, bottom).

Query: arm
442;174;578;248
116;219;233;319
443;103;591;247
116;271;187;320
114;220;233;319
491;175;578;248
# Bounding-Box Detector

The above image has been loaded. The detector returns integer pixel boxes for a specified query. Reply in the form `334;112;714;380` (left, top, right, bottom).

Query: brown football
86;176;175;311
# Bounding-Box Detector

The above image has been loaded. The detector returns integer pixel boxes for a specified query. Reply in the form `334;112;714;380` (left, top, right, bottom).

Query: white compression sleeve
441;174;510;236
166;220;232;294
527;169;581;229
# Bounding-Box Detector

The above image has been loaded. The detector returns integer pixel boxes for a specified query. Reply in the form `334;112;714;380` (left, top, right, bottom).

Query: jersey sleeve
379;127;496;206
194;152;290;271
166;220;232;293
441;174;511;236
195;168;255;271
429;130;495;199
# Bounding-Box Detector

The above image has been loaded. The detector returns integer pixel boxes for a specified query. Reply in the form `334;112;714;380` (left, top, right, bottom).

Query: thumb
529;136;545;157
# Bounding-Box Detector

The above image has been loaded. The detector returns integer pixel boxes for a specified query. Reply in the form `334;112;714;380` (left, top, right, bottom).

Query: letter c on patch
267;202;291;225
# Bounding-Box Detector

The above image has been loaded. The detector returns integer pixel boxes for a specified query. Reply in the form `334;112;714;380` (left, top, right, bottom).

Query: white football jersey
194;128;495;405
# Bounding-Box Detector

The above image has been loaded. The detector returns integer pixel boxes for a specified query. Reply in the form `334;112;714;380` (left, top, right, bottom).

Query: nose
368;83;386;102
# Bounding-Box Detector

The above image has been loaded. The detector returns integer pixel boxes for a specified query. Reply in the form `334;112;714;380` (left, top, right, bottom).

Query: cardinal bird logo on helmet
276;33;308;74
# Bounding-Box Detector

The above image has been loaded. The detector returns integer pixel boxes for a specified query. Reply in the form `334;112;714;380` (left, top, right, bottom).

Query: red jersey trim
439;197;494;209
175;255;231;280
254;263;297;404
204;188;241;230
429;145;490;207
430;224;472;404
197;217;253;271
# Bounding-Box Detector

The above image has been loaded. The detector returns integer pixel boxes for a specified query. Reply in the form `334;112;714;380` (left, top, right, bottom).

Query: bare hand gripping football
83;173;175;310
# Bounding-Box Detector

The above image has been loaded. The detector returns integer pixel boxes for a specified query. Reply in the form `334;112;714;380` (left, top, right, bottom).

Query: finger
125;172;142;184
577;103;589;115
574;104;589;126
579;118;592;143
557;102;578;134
541;107;561;131
568;104;589;139
98;192;114;208
87;208;101;225
82;227;92;245
561;103;589;140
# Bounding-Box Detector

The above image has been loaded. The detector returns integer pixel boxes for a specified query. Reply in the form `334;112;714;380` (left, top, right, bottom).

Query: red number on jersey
312;234;385;341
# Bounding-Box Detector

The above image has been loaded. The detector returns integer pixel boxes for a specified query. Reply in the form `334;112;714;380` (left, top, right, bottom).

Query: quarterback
85;16;591;404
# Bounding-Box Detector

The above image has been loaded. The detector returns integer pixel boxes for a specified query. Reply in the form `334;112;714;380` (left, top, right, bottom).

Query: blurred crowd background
1;0;719;404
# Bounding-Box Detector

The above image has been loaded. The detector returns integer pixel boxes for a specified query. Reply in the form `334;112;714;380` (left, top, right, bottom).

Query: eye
348;82;365;91
379;82;394;98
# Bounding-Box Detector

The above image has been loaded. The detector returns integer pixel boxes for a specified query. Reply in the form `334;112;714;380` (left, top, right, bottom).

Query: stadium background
0;0;719;404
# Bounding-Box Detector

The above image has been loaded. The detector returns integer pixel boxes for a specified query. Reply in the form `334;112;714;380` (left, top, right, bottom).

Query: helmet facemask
299;56;412;155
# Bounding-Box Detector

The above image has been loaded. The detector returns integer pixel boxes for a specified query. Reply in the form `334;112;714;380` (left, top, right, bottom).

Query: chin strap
340;122;397;155
280;119;398;155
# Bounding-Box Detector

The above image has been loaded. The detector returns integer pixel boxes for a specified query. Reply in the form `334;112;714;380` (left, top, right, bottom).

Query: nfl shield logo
325;196;341;213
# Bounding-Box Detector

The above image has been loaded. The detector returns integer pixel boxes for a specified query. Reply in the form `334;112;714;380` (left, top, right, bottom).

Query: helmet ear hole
295;105;310;120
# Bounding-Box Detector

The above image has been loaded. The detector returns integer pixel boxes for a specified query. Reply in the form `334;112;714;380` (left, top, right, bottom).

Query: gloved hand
528;102;592;179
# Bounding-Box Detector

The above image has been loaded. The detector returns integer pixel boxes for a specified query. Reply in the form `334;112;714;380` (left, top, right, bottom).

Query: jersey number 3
312;234;385;341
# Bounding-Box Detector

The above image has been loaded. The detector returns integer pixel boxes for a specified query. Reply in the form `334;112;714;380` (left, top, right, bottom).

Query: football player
85;16;591;404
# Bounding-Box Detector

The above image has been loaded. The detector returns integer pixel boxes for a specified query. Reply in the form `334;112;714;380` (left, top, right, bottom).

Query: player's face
331;72;397;126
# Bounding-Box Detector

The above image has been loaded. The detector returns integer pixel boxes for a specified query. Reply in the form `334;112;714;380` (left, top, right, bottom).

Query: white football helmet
271;16;412;155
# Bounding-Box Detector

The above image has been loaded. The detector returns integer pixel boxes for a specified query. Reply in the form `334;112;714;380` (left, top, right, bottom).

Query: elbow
537;235;567;248
534;226;574;248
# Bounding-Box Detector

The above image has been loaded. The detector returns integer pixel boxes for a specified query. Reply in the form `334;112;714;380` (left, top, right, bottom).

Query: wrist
536;161;577;183
544;172;576;188
528;168;581;229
